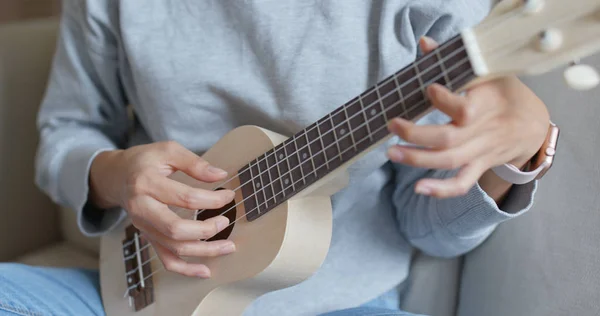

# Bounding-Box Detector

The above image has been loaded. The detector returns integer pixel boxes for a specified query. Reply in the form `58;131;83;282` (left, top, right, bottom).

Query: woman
0;1;549;315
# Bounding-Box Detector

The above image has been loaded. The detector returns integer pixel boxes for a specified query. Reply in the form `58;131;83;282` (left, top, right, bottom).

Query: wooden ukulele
99;0;600;315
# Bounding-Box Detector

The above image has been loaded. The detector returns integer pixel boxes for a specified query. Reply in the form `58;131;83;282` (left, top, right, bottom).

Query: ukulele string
194;0;525;206
124;6;535;294
198;35;464;194
189;43;468;221
122;48;470;257
122;3;524;250
185;67;475;227
121;36;465;251
122;65;475;295
185;53;473;223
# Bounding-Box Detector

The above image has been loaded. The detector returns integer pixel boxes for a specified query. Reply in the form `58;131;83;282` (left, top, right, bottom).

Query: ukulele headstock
463;0;600;90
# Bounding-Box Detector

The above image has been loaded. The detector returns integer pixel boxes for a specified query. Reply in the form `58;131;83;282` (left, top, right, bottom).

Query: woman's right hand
89;141;236;278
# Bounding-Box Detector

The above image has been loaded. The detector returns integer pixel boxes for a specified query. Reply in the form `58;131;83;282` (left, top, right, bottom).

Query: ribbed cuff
434;179;537;240
59;145;126;237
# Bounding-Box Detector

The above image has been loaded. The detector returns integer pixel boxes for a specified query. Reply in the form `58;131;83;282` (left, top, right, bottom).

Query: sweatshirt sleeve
391;111;537;258
35;0;128;236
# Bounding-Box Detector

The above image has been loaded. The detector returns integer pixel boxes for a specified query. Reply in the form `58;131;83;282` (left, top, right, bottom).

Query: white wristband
491;161;549;185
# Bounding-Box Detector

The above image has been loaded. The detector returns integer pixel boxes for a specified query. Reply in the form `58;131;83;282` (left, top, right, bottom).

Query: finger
419;36;439;54
387;135;491;170
148;176;235;210
388;117;471;149
151;240;212;278
133;219;236;258
414;160;488;198
426;84;472;125
131;196;232;241
160;141;229;182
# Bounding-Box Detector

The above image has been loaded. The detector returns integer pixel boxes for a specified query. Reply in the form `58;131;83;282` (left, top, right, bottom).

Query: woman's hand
387;37;550;199
89;141;236;278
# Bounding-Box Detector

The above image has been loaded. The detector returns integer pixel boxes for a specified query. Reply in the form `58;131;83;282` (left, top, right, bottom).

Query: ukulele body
99;125;341;316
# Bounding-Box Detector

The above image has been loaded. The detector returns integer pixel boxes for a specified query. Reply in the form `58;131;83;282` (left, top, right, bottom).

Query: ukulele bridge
122;225;155;311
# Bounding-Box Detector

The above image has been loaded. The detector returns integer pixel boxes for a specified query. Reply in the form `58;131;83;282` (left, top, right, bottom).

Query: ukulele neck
239;34;476;221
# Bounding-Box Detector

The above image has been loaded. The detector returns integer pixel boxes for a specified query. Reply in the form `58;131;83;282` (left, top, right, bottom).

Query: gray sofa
1;18;599;316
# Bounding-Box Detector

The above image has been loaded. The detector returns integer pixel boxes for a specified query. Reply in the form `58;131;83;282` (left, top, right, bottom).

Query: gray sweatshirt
35;1;536;315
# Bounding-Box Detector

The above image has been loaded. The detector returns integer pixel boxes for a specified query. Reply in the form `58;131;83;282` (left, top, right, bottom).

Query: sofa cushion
0;18;62;261
458;54;600;316
401;253;461;316
16;241;98;270
60;206;101;255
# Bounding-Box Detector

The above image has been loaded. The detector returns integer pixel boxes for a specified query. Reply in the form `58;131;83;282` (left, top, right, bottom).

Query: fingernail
388;147;404;161
416;184;433;195
196;269;211;278
421;36;437;47
215;217;229;231
208;165;227;176
225;190;236;201
219;242;236;255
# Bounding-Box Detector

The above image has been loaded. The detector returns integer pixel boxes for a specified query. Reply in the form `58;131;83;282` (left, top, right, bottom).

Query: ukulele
100;0;600;315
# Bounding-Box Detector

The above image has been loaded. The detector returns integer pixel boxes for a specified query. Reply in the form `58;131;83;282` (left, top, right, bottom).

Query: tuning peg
523;0;544;14
563;62;600;90
537;29;563;53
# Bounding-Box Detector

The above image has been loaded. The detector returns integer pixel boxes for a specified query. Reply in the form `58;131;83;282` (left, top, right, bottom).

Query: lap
0;263;103;316
321;307;424;316
0;263;424;316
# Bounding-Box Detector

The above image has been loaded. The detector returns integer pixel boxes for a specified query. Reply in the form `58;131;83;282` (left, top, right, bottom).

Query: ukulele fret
398;65;425;120
413;63;426;100
346;98;370;152
328;112;344;162
362;86;387;140
357;94;374;144
318;115;340;170
278;143;294;197
331;107;354;161
440;38;473;91
436;49;453;91
393;74;407;116
315;121;330;170
239;166;258;219
374;84;389;123
296;131;316;182
292;135;307;185
249;161;264;215
268;148;284;202
307;122;328;175
342;104;357;153
260;152;276;205
284;136;304;187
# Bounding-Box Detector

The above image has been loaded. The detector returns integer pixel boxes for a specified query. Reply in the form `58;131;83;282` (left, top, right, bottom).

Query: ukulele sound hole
195;188;236;241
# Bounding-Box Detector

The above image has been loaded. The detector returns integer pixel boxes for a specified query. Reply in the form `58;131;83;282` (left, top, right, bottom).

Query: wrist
89;149;124;209
508;153;535;171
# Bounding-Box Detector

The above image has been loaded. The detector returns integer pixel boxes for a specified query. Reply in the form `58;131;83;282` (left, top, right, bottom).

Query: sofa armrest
0;18;62;261
457;55;600;316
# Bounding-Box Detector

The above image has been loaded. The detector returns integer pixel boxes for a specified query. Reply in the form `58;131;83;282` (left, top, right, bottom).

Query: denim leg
320;307;426;316
319;286;428;316
0;263;104;316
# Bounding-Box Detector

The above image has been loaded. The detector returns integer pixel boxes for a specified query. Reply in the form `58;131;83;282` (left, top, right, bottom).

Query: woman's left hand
386;36;550;198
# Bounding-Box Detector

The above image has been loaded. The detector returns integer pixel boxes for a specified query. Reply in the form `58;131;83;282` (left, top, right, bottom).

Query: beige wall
0;0;61;24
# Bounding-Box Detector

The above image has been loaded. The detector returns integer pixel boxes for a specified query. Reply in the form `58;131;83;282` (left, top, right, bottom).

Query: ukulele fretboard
239;35;474;221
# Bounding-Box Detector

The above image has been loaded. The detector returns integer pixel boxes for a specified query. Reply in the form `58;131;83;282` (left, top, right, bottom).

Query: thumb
419;36;439;54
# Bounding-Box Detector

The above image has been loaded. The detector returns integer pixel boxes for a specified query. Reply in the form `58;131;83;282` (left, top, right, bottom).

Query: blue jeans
0;263;423;316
